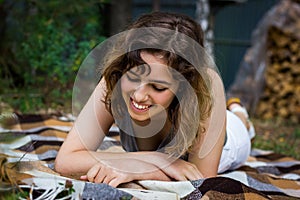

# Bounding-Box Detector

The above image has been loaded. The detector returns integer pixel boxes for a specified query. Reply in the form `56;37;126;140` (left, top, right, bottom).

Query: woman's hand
141;151;203;181
80;158;171;187
80;162;134;187
157;158;204;181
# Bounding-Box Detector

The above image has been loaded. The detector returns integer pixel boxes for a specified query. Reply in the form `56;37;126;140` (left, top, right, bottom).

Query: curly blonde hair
101;12;213;157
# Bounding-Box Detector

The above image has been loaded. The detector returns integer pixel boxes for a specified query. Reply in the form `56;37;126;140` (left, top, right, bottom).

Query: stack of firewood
255;26;300;122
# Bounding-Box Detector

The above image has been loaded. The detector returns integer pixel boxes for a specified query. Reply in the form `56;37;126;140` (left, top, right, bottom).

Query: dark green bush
0;0;107;113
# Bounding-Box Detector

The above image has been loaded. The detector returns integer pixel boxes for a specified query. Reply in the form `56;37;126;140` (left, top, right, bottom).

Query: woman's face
121;51;179;122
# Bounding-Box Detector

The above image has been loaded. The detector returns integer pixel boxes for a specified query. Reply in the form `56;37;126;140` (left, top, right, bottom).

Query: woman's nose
133;84;149;102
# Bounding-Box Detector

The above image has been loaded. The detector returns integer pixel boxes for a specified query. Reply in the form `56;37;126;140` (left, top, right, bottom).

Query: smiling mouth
130;98;152;111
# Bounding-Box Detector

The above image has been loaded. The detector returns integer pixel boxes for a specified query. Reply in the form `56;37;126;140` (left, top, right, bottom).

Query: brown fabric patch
24;145;61;154
267;176;300;190
10;119;73;130
204;190;246;200
244;192;270;200
39;130;68;139
255;153;295;162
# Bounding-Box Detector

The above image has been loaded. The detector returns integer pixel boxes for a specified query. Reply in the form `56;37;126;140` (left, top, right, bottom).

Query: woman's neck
132;118;172;151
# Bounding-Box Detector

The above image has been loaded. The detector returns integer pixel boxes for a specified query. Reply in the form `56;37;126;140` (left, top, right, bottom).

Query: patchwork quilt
0;113;299;199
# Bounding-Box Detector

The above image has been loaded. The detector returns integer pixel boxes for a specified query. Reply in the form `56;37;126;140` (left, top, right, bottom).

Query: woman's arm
188;67;227;177
55;78;115;175
188;118;226;177
55;79;197;184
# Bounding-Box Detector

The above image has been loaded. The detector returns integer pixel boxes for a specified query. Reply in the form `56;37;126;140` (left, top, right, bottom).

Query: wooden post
152;0;160;11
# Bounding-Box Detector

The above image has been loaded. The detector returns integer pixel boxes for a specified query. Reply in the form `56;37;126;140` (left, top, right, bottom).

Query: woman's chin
129;113;151;124
129;110;167;125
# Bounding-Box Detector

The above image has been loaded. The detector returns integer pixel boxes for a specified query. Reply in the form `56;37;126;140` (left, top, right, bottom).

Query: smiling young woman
54;11;255;187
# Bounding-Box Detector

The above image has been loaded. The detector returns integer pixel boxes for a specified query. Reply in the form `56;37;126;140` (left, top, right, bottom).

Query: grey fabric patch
191;179;205;188
82;182;132;200
247;175;281;192
37;149;58;160
257;166;281;175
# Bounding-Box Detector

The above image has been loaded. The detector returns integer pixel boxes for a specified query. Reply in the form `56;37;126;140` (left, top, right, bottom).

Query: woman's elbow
54;153;70;175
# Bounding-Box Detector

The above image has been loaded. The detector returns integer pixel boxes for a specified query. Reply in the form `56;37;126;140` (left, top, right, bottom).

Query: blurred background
0;0;278;113
0;0;299;161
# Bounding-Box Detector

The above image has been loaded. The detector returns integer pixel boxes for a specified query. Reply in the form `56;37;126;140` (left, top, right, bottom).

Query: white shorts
218;110;251;173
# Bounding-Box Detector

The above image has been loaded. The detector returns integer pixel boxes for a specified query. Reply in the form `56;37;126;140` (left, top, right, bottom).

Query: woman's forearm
55;149;199;182
55;150;101;177
55;150;171;175
55;150;166;176
55;150;173;184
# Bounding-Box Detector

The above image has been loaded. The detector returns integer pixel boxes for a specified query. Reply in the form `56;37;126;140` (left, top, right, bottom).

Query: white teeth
132;100;150;110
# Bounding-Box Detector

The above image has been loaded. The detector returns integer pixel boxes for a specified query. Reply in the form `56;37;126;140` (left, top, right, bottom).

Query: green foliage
0;0;107;113
0;189;29;200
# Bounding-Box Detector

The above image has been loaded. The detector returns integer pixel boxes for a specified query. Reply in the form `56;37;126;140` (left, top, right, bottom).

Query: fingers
184;170;201;181
105;176;130;188
86;163;113;184
185;163;203;180
82;171;121;187
179;163;203;181
81;162;130;188
94;169;107;183
86;163;102;182
164;168;187;181
163;160;203;181
108;178;121;188
176;175;188;181
80;175;88;180
95;172;130;188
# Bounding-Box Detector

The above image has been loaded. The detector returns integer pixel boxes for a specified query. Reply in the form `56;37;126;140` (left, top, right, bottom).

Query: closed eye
151;84;167;92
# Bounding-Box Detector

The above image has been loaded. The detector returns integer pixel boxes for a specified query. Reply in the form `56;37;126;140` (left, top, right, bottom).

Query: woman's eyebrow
149;79;172;86
128;69;172;86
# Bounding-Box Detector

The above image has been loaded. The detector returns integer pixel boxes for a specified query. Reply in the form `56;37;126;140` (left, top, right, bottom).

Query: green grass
252;118;300;160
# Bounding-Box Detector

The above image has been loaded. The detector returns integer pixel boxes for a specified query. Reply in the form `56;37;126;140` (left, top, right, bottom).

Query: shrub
0;0;107;113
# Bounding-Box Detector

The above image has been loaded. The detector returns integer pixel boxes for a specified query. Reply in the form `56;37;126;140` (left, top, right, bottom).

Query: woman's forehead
140;50;168;65
129;63;172;78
